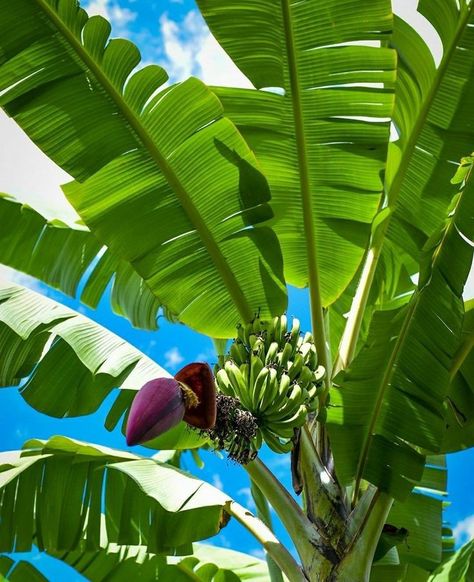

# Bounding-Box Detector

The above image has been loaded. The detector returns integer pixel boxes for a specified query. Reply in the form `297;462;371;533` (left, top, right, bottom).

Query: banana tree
0;0;474;580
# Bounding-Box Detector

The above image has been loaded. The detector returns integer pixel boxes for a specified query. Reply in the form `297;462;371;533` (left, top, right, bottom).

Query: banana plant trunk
299;493;392;581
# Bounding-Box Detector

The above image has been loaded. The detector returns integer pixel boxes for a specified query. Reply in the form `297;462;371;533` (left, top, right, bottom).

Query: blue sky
1;0;474;578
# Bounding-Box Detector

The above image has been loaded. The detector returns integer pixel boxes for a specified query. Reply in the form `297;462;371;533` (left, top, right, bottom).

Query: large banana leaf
48;542;269;581
197;0;395;306
329;240;417;359
0;0;287;338
371;456;451;581
0;281;207;449
386;1;474;259
442;300;474;452
327;165;474;499
0;193;161;330
0;436;231;555
428;538;474;581
0;556;47;582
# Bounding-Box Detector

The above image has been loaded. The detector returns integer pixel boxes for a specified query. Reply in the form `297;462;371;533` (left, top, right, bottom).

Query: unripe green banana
240;362;250;382
269;316;279;345
216;369;233;397
266;422;295;439
298;365;314;389
271;373;292;411
307;384;318;401
214;314;322;458
288;318;301;350
249;354;264;395
261;428;293;454
299;342;313;361
251;336;265;358
288;352;304;381
259;367;279;412
268;405;308;438
315;365;325;381
265;383;304;422
276;314;287;344
278;342;293;370
236;323;247;345
251;366;270;410
225;361;252;409
248;333;258;350
252;317;263;335
265;341;279;365
306;345;318;369
230;341;247;366
267;406;307;438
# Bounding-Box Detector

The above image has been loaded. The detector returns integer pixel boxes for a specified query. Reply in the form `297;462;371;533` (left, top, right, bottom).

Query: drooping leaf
371;456;450;580
328;164;474;499
48;542;269;581
0;193;162;330
197;0;395;306
428;538;474;581
0;555;47;582
442;299;474;452
0;436;231;555
0;281;206;450
0;0;287;338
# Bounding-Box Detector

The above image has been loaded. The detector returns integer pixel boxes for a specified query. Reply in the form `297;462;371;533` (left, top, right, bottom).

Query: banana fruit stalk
213;315;325;458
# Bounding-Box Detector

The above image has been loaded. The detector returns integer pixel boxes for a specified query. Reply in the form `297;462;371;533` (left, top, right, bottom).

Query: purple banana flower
126;377;185;446
126;363;216;446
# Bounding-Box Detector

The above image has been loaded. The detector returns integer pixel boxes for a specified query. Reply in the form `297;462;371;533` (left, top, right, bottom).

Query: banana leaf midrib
280;0;330;377
33;0;254;324
336;2;473;376
353;171;472;499
450;330;474;380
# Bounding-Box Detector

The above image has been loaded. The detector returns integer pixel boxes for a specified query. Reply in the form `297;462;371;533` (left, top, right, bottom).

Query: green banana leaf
0;0;287;338
371;455;452;581
386;1;474;259
0;556;47;582
442;299;474;452
327;165;474;499
428;538;474;581
329;240;417;359
47;542;269;581
0;436;231;555
0;193;162;330
196;0;395;306
0;281;207;449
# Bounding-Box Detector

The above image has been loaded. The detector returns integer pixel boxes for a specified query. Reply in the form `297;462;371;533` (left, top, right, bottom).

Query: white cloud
159;10;252;87
454;515;474;545
84;0;137;31
163;346;184;370
212;473;224;491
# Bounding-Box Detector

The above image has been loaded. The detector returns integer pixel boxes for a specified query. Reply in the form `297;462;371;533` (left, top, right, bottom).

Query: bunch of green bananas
215;315;324;454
